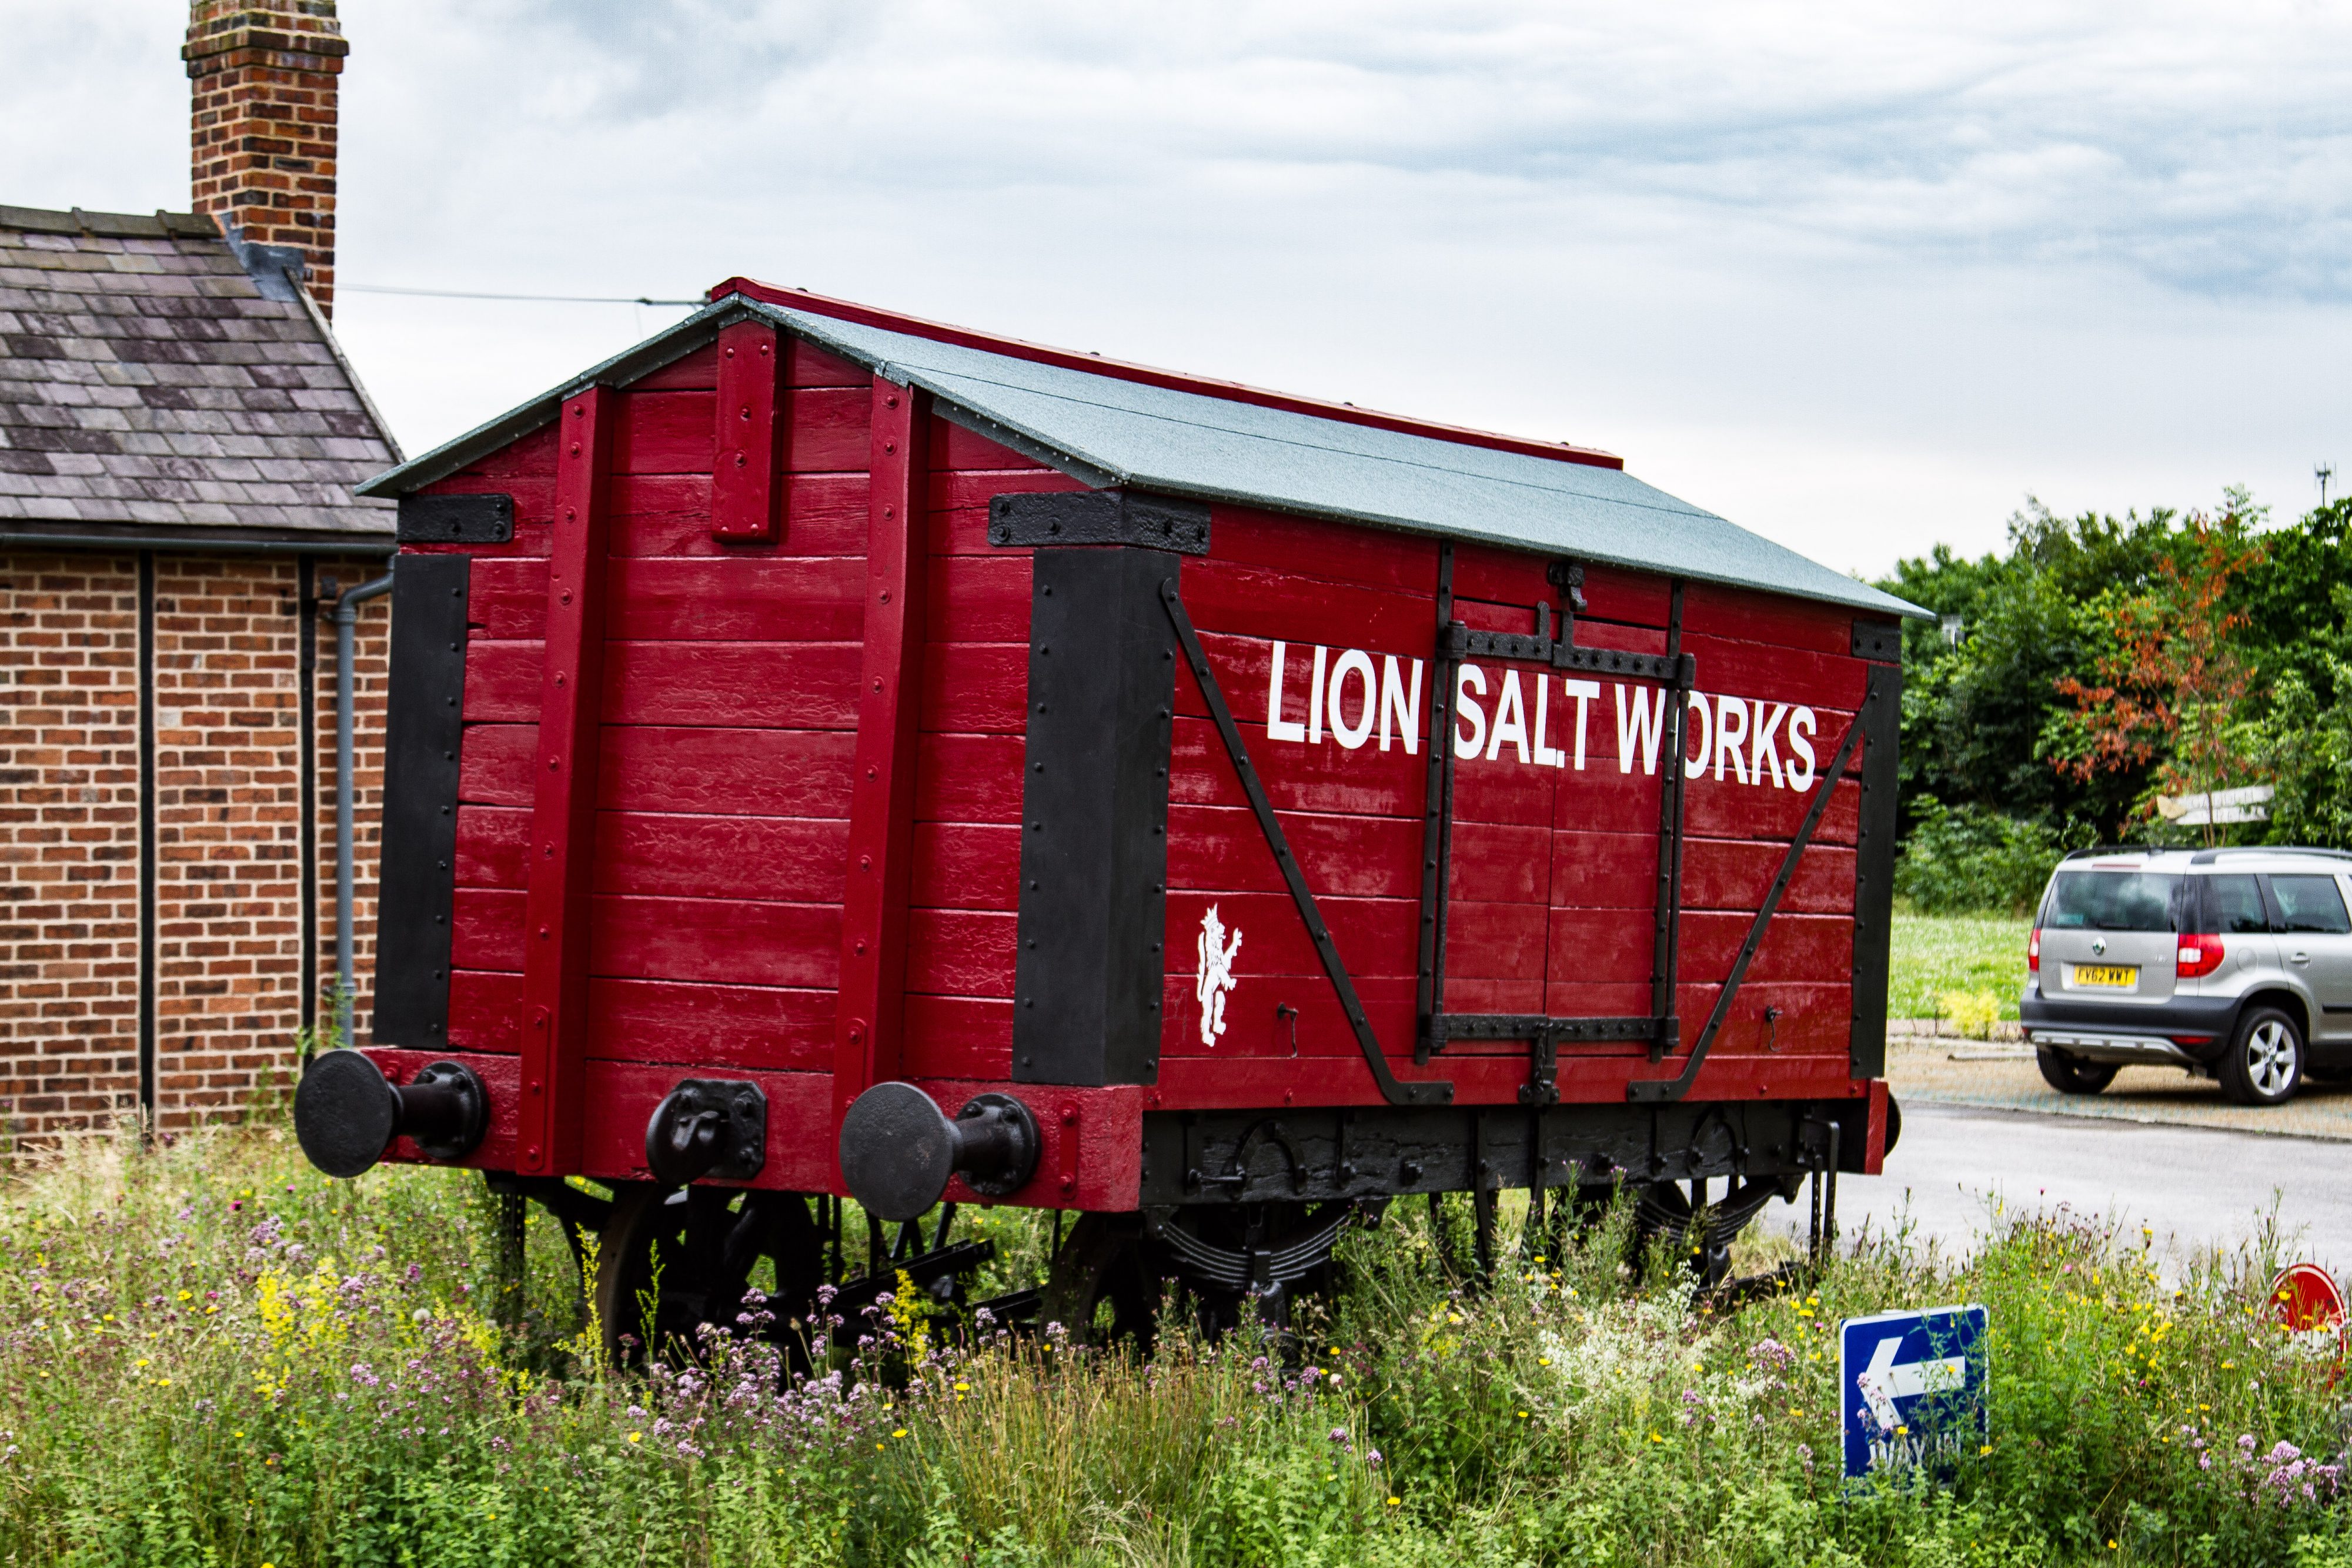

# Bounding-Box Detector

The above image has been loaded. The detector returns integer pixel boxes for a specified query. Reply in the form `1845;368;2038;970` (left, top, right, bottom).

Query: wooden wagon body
298;283;1919;1319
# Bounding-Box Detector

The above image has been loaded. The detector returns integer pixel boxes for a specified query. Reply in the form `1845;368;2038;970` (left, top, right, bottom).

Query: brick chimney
184;1;348;315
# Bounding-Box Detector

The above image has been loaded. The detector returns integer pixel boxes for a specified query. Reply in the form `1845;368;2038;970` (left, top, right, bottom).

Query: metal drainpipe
333;571;395;1046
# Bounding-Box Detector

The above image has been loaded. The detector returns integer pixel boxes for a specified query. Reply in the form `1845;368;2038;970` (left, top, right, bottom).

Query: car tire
2219;1007;2305;1106
2036;1049;2119;1095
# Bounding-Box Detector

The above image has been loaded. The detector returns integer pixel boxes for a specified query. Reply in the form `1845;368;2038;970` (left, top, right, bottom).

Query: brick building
0;0;398;1143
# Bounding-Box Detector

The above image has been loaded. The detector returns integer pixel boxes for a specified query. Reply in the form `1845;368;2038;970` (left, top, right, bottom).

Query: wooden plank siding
1154;504;1869;1104
433;340;874;1084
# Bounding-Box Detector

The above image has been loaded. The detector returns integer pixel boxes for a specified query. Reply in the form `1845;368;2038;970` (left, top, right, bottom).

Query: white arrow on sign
1855;1334;1968;1430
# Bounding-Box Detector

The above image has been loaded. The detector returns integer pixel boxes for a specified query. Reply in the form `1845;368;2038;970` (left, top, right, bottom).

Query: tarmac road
1758;1101;2352;1272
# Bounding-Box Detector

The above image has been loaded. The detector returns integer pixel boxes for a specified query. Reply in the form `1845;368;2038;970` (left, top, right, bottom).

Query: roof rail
2187;845;2352;866
2061;845;2164;861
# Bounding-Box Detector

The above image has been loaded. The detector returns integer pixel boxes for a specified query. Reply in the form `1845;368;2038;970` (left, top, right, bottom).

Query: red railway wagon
293;282;1925;1346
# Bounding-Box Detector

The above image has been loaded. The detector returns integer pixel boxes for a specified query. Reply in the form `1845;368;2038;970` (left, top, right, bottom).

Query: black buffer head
837;1082;1041;1221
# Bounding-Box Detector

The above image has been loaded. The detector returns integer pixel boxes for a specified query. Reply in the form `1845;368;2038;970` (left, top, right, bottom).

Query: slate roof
362;289;1923;619
0;205;397;546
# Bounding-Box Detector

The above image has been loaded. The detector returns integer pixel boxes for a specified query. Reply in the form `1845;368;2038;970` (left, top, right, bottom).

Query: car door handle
2290;952;2311;965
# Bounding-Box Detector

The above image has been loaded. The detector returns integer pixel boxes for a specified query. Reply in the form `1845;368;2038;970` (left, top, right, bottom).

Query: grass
6;1125;2352;1564
1890;910;2033;1021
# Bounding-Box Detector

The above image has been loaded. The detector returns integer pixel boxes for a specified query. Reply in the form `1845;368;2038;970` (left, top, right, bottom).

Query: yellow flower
954;1382;970;1392
1980;1444;1993;1455
627;1433;642;1443
135;1359;149;1368
893;1429;907;1439
1538;1358;1551;1367
1895;1426;1907;1436
178;1292;192;1302
1386;1497;1401;1507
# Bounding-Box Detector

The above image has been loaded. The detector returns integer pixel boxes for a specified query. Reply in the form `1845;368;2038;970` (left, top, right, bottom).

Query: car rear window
2042;870;2180;932
2200;874;2270;934
2267;875;2352;935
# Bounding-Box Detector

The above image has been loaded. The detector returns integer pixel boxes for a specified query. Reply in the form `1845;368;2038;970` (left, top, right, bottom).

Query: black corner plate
1850;619;1902;663
398;493;514;546
989;489;1211;554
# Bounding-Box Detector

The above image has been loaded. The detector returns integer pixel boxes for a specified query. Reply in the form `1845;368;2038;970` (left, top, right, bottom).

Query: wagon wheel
1631;1178;1788;1288
1040;1213;1160;1348
591;1182;824;1366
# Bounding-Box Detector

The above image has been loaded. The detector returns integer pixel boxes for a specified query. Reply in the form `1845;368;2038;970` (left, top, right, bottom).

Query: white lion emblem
1195;904;1243;1047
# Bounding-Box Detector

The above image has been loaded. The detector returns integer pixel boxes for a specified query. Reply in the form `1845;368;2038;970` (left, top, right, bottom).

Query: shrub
1939;989;2004;1039
1896;795;2069;915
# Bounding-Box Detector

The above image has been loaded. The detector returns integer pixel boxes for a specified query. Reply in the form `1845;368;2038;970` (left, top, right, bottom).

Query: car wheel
2220;1007;2305;1106
2036;1049;2118;1095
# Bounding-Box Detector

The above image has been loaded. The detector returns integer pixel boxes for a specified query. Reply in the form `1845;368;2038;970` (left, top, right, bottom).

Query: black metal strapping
1649;581;1689;1059
1416;564;1698;1104
1160;580;1453;1108
1415;542;1456;1065
1625;684;1878;1105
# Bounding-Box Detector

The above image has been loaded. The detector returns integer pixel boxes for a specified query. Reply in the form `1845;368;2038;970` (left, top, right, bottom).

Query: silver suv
2019;847;2352;1106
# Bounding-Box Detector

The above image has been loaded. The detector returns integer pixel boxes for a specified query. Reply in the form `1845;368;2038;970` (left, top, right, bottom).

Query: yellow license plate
2071;964;2138;989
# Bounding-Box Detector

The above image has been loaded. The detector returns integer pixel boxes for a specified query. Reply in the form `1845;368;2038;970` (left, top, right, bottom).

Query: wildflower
1387;1497;1401;1507
628;1433;642;1443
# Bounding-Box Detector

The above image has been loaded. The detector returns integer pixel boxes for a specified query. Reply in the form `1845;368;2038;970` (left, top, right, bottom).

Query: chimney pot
184;0;347;316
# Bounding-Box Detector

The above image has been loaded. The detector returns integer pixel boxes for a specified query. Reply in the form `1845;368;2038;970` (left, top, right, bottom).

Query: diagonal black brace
1160;580;1453;1108
1626;684;1877;1104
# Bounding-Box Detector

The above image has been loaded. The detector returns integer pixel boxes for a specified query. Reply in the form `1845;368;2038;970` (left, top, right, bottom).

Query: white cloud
6;0;2350;573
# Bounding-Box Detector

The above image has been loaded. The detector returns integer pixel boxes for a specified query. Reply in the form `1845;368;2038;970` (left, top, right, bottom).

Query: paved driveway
1760;1099;2352;1272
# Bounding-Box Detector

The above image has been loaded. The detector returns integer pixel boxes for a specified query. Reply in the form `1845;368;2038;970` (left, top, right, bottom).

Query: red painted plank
1177;563;1436;656
921;643;1027;735
834;379;931;1118
928;413;1043;472
901;994;1013;1079
1207;502;1438;597
449;970;836;1074
592;813;850;904
927;554;1033;643
632;344;717;392
904;907;1018;996
465;639;862;729
452;885;843;988
1165;803;1431;901
515;386;615;1177
913;732;1024;824
459;723;537;806
909;821;1022;912
788;339;869;388
1682;581;1855;658
615;387;870;476
928;470;1085;517
711;318;785;542
593;894;841;988
597;727;858;817
610;474;868;558
464;721;861;817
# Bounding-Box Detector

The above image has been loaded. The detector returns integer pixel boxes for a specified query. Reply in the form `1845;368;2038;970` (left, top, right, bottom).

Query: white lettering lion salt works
288;282;1925;1355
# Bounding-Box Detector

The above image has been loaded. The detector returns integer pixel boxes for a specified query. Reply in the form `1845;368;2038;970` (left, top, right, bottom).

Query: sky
8;0;2352;578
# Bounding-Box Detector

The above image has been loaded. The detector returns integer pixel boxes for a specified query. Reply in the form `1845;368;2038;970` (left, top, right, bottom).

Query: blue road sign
1838;1304;1989;1482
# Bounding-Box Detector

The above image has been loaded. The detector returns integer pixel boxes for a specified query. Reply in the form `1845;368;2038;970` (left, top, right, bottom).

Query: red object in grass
2027;928;2041;973
2269;1264;2347;1387
2176;934;2226;979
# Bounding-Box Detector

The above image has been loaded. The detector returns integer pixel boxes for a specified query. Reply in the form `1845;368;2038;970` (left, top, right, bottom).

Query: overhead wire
340;283;703;306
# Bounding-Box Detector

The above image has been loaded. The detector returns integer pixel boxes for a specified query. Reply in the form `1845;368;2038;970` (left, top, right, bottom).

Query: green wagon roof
359;294;1926;620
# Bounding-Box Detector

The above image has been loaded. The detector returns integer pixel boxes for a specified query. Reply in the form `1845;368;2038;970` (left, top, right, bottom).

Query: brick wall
0;548;387;1146
0;554;141;1138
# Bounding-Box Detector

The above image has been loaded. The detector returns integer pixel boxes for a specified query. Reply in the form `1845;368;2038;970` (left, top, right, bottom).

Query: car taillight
2177;934;2225;979
2027;928;2040;973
